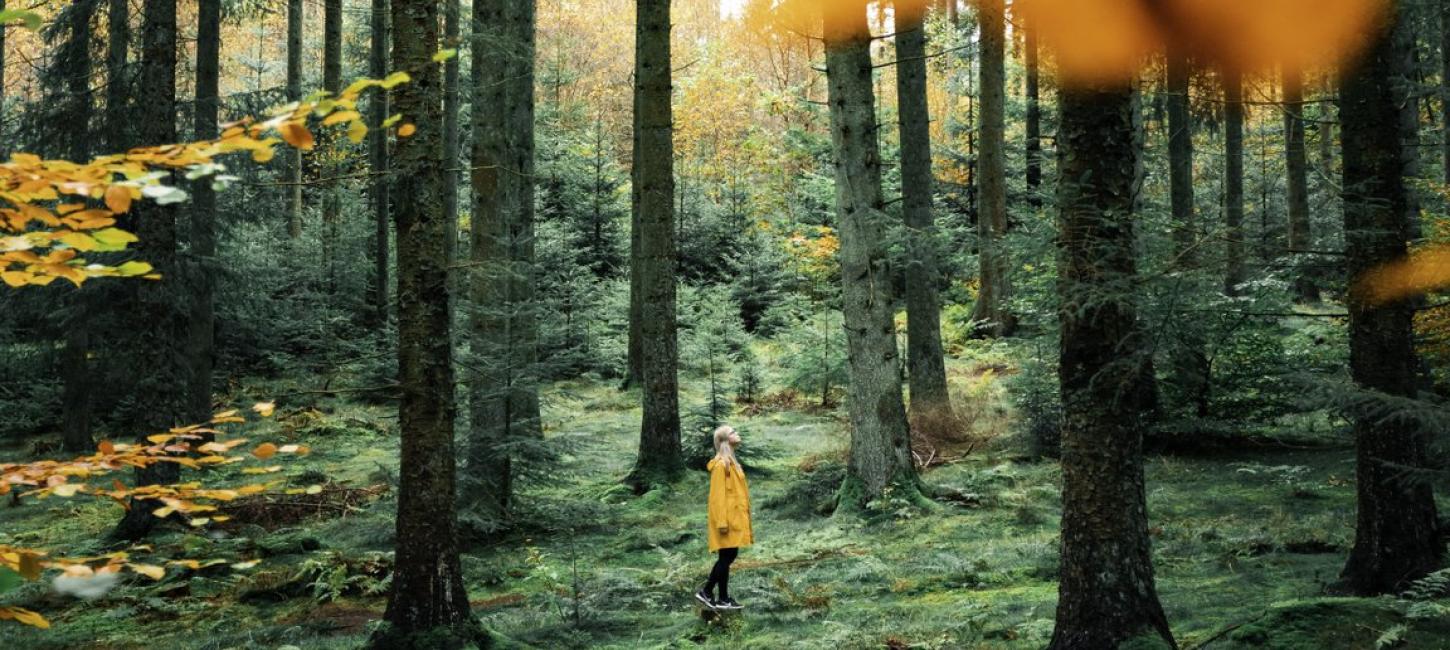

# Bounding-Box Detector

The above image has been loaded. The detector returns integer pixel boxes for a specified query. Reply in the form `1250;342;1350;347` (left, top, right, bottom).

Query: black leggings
702;547;738;600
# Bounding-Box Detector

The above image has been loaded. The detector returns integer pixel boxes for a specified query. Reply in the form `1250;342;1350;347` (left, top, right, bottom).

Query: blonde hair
712;425;739;471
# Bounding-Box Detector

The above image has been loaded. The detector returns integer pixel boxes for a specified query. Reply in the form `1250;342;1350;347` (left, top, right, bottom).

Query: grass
3;350;1449;649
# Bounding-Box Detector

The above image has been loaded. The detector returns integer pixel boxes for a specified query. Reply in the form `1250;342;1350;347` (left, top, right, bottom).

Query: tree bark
625;0;683;491
968;0;1014;337
114;0;186;542
1336;0;1444;596
286;0;303;239
1283;67;1319;303
1049;78;1176;650
823;4;921;512
367;0;478;646
1224;67;1245;296
895;6;951;419
442;0;460;288
189;0;219;423
321;0;342;288
368;0;391;324
105;0;129;153
58;0;97;454
1024;10;1041;207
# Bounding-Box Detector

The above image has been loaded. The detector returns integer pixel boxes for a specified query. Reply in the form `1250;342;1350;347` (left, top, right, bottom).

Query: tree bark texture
1224;67;1245;296
1283;67;1319;303
1337;0;1444;596
368;0;478;645
823;4;920;510
1049;79;1175;650
369;0;391;324
189;0;220;422
286;0;303;239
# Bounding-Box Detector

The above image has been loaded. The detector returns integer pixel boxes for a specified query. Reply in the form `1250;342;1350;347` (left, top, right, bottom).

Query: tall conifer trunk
1049;77;1175;650
968;0;1014;336
1224;67;1245;296
1337;0;1444;596
895;4;951;419
1283;67;1319;303
823;3;922;511
625;0;682;490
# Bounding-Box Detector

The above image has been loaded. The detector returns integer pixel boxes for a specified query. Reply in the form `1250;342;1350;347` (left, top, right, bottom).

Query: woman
696;424;752;610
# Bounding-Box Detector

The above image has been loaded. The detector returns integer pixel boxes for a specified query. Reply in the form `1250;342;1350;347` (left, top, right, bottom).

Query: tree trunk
467;0;541;524
0;0;6;159
1049;78;1176;650
369;0;391;324
114;0;186;542
105;0;129;153
59;0;97;454
1284;67;1319;303
189;0;219;422
968;0;1014;337
823;4;922;512
1224;67;1245;296
286;0;303;239
321;0;342;288
1336;0;1444;596
895;6;951;419
1024;11;1041;207
1442;0;1450;185
1165;44;1210;418
625;90;644;391
625;0;682;491
442;0;460;289
367;0;478;646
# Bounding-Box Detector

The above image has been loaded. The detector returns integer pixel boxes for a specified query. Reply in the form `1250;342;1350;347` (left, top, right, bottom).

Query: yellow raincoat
706;457;753;552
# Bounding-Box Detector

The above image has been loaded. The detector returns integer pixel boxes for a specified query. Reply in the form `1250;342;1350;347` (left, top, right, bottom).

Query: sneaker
695;590;718;609
716;597;743;610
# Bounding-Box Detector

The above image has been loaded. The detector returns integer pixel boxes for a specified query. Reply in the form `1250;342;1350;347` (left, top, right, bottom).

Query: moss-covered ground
3;347;1449;649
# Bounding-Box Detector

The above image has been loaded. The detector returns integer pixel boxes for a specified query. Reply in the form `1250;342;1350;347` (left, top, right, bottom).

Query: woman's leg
716;547;739;600
701;547;738;599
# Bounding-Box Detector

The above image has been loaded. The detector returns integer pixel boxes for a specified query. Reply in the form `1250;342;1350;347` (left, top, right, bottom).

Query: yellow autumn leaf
129;563;165;580
278;122;315;150
398;124;417;137
0;605;50;629
1359;245;1450;305
347;120;368;144
252;401;275;417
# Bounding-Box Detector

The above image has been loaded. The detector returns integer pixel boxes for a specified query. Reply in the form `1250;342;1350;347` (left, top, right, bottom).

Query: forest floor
4;343;1450;649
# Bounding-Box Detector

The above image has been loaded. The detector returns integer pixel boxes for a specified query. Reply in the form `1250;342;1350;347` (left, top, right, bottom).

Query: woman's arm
708;464;732;533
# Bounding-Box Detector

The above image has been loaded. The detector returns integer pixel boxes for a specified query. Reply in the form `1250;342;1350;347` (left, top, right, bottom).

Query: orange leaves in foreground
0;71;412;289
0;402;304;628
1357;245;1450;306
1017;0;1387;85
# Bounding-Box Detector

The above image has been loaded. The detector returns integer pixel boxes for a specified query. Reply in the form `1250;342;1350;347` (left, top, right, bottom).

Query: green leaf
116;261;153;277
433;49;458;63
91;227;139;251
381;72;411;89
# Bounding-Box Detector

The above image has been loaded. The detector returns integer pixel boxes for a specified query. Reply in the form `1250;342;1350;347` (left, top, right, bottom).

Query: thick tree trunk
369;0;391;324
0;0;6;158
286;0;303;239
1049;79;1176;650
1024;12;1041;207
625;78;644;390
1336;0;1444;596
625;0;682;491
59;1;97;454
321;0;342;288
1284;67;1319;303
367;0;478;646
189;0;219;422
968;0;1014;337
895;7;952;419
1224;67;1245;296
114;0;186;542
823;4;922;512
